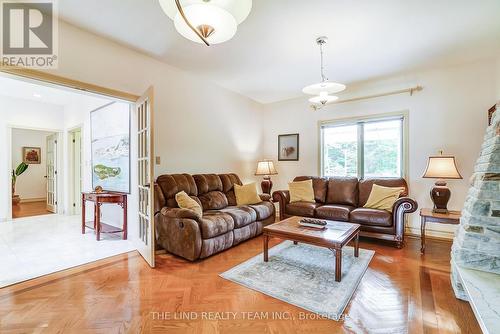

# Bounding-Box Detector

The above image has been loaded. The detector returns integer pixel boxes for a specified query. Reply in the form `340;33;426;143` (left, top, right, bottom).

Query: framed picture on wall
278;133;299;161
22;147;41;164
90;103;131;193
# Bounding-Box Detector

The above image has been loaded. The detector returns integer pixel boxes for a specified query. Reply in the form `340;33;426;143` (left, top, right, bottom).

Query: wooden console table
82;192;127;241
419;208;460;254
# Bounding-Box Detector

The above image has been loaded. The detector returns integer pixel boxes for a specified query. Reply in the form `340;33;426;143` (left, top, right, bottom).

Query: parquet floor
0;236;480;333
12;201;52;219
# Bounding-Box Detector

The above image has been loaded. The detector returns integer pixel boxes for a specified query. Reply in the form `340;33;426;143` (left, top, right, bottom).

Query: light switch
155;156;161;165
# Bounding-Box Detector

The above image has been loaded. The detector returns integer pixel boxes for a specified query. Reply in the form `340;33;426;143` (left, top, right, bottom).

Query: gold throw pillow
289;179;315;203
234;183;261;206
175;191;203;218
363;184;405;212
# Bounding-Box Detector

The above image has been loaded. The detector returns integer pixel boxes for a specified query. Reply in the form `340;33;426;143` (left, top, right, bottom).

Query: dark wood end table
263;216;360;282
419;208;460;254
82;192;128;241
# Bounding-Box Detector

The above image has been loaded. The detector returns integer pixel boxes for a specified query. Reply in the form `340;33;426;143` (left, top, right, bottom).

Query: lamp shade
422;156;462;179
255;160;278;176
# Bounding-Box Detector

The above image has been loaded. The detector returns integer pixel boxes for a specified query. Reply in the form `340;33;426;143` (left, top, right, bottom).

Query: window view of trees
322;118;403;178
323;125;357;176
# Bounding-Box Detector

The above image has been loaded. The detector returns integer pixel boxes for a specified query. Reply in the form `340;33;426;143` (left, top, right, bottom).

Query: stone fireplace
450;103;499;333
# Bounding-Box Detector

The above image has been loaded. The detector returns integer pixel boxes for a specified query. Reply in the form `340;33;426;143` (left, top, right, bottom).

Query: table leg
81;195;85;234
335;248;342;282
122;196;128;240
96;202;101;241
263;234;269;262
354;233;359;258
420;217;426;254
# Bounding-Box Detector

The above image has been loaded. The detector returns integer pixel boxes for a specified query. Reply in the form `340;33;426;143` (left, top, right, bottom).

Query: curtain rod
333;85;423;104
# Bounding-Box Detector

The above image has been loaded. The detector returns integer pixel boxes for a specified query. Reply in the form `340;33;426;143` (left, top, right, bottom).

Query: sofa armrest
259;193;272;202
161;207;201;221
392;197;418;247
272;190;290;220
155;209;203;261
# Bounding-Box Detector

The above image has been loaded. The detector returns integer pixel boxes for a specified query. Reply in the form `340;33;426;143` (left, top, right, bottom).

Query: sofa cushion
198;191;228;211
157;174;198;208
285;201;321;217
175;191;203;218
199;212;234;239
358;178;408;207
219;206;257;228
219;173;242;206
363;184;405;212
234;183;261;205
315;204;354;222
248;201;274;220
289;180;315;203
326;177;358;206
350;208;392;227
293;176;328;203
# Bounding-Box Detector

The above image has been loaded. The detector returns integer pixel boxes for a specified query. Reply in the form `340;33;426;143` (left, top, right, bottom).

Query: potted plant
12;162;29;205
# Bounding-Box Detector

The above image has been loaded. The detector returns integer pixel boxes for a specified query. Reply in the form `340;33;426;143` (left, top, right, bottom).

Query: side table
82;192;128;241
419;208;460;253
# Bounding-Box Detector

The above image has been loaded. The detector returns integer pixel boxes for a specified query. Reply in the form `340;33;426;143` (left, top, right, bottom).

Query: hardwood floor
0;236;480;333
12;201;53;219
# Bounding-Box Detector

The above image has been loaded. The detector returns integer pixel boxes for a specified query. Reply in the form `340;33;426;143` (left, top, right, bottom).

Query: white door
136;87;155;267
71;129;82;215
46;134;57;213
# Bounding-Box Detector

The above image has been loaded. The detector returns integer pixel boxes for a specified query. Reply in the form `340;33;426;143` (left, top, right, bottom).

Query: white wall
49;22;264;182
262;60;499;239
11;128;55;200
0;96;65;220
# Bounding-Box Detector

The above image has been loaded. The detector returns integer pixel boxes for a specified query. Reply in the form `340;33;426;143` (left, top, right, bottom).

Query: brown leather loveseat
154;173;275;261
272;176;417;248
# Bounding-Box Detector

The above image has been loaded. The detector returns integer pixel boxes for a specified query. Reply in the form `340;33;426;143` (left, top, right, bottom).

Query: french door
136;87;155;267
46;134;57;213
71;129;82;215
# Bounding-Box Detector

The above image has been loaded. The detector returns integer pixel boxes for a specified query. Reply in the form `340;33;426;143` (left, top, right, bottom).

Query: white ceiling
0;75;111;107
58;0;500;104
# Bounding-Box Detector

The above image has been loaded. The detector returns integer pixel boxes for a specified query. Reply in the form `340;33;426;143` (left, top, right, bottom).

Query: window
320;114;406;178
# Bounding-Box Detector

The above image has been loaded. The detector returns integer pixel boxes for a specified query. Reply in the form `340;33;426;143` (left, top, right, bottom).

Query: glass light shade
173;4;237;44
309;92;338;105
302;81;346;95
255;160;278;176
159;0;252;24
422;156;462;179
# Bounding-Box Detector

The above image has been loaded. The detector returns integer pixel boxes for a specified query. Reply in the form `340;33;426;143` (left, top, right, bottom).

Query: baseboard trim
405;226;455;241
20;197;46;203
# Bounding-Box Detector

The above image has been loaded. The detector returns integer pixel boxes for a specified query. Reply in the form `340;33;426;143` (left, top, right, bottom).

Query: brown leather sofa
272;176;418;248
154;173;275;261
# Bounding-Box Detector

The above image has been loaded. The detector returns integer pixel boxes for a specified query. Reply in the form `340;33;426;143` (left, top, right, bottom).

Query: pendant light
303;36;345;109
159;0;252;46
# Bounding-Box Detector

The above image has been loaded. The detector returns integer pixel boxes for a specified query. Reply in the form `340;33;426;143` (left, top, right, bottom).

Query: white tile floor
0;214;135;288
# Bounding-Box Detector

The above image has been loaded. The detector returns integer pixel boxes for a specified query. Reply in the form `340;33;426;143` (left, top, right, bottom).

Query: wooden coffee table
263;216;360;282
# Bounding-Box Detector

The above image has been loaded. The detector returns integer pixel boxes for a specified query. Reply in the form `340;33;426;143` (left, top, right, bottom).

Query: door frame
7;125;63;220
68;126;83;215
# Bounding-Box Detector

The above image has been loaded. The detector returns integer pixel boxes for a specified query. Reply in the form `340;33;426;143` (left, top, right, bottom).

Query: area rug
220;241;374;320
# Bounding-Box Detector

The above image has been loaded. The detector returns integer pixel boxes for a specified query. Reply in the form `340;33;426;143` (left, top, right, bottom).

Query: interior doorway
0;69;156;288
11;128;59;219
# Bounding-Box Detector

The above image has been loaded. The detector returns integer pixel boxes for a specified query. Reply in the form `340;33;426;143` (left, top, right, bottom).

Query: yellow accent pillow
363;184;405;212
289;179;315;203
175;191;203;218
234;182;261;205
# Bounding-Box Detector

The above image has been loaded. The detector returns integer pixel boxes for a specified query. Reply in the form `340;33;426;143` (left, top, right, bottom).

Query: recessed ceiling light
33;93;42;98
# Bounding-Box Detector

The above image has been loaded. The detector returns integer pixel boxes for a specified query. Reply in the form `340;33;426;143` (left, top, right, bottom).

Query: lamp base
261;177;273;195
430;180;450;214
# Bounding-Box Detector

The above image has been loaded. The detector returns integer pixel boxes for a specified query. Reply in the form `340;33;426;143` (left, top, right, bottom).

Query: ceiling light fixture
159;0;252;46
303;36;345;110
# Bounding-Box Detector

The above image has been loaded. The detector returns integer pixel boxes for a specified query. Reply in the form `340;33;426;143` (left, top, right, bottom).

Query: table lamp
422;152;462;213
255;160;278;194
